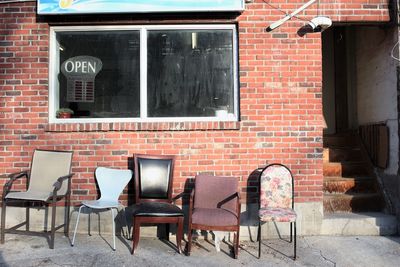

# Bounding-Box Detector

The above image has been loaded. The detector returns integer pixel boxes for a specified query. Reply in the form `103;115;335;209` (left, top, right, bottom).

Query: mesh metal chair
258;163;297;260
187;174;241;259
71;167;133;250
1;149;74;249
131;154;184;255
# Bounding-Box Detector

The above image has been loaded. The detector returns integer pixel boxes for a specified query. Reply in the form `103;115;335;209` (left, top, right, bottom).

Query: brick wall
0;1;393;206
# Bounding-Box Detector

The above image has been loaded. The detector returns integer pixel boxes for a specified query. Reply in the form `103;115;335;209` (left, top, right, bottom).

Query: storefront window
49;25;238;123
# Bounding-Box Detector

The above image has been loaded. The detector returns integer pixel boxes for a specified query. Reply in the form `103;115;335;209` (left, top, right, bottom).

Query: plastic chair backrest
259;164;294;209
95;167;133;202
28;150;73;196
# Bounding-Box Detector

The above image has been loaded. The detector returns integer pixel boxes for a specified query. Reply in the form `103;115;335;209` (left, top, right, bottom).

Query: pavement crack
319;250;336;267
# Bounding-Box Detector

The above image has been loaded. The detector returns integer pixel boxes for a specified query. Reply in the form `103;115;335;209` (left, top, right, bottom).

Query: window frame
49;25;239;124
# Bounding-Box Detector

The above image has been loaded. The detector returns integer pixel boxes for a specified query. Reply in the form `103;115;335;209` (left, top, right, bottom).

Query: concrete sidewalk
0;233;399;267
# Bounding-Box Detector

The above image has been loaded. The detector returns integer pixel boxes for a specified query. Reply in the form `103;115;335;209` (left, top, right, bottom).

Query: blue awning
37;0;245;15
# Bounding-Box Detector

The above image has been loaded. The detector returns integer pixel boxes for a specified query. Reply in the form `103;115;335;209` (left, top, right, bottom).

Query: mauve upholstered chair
1;149;74;249
131;154;184;255
187;174;241;259
258;163;297;260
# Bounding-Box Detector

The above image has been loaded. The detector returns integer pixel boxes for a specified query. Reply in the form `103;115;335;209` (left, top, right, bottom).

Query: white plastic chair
71;167;132;250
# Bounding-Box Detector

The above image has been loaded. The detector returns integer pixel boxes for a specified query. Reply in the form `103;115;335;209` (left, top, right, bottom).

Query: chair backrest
134;154;175;203
194;174;238;215
28;149;73;196
259;163;294;209
95;167;133;202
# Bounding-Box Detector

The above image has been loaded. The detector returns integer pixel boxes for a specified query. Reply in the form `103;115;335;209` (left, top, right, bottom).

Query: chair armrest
236;191;241;216
172;192;184;205
188;187;195;216
52;173;74;193
2;170;29;199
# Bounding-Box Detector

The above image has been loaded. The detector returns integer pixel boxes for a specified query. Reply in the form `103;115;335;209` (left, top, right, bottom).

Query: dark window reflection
57;31;140;118
147;30;234;117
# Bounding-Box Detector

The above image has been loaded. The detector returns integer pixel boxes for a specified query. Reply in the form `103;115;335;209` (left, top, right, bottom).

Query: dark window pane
57;31;140;118
147;30;234;117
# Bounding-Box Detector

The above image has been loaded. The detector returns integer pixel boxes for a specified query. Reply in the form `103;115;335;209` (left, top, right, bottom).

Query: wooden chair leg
176;217;183;254
50;202;57;249
235;228;240;259
1;200;6;244
186;227;192;256
258;220;262;259
131;217;140;255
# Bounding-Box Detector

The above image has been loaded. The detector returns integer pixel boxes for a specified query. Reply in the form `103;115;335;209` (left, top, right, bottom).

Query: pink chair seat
259;207;297;222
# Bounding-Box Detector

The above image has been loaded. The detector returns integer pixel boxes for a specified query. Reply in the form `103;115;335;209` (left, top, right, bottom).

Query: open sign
61;56;102;103
61;56;102;77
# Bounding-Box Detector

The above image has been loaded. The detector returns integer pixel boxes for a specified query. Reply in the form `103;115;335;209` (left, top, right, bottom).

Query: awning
37;0;245;15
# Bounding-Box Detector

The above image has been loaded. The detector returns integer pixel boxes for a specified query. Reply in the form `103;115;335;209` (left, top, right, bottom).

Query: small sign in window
61;55;102;103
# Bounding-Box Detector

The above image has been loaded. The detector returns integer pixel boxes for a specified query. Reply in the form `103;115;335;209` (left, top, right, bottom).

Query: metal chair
131;154;184;255
258;163;297;260
1;149;74;249
187;174;241;259
71;167;132;250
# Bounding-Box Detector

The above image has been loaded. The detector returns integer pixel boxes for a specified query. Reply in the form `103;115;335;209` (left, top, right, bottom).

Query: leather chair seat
133;202;183;217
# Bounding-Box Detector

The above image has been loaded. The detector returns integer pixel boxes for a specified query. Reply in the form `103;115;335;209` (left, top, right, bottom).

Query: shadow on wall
244;168;262;242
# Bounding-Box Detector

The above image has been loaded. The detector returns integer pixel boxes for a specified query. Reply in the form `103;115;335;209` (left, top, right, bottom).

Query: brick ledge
44;121;241;132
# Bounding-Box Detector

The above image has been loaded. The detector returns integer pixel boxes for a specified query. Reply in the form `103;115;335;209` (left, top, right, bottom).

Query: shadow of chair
1;149;74;249
131;154;184;255
186;174;241;259
258;163;297;260
71;167;132;250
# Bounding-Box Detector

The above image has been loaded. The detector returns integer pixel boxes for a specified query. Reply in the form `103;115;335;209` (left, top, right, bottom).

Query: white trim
49;24;239;124
140;28;148;119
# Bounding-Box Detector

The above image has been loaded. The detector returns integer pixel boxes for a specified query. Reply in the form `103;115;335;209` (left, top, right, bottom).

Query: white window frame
49;25;239;124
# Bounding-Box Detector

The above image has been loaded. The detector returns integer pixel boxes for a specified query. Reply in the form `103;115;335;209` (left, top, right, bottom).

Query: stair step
323;135;358;148
321;212;397;235
323;176;378;193
323;193;384;213
323;162;371;177
326;148;363;162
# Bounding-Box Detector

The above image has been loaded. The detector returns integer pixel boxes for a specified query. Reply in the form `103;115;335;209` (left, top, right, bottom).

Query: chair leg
186;227;192;256
50;202;57;249
71;205;84;246
235;227;240;259
131;217;140;255
26;206;30;231
1;200;6;244
289;222;293;243
258;220;262;259
88;208;91;236
176;217;183;254
293;221;297;260
111;208;116;251
65;195;70;237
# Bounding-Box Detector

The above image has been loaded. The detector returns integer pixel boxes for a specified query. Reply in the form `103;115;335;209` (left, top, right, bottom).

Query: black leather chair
131;154;184;254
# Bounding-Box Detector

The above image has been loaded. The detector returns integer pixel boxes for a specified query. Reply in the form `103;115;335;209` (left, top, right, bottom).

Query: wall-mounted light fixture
266;0;317;32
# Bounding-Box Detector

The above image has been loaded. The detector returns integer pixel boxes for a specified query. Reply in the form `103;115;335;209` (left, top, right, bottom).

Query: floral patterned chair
258;163;296;260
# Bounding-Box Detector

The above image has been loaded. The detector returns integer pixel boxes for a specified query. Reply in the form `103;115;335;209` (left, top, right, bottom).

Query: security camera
308;16;332;32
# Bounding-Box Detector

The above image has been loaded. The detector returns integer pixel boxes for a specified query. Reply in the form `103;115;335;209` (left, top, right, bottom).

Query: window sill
44;121;241;132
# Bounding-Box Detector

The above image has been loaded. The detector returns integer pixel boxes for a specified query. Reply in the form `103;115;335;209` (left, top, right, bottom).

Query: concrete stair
321;212;397;235
323;133;385;213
